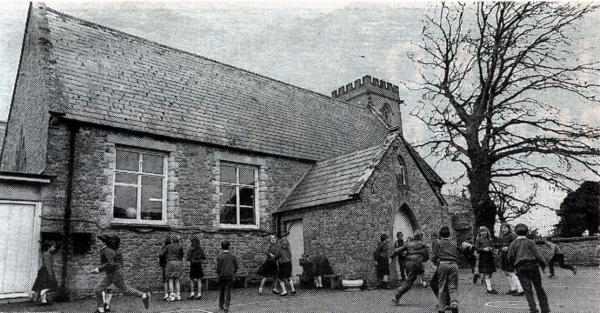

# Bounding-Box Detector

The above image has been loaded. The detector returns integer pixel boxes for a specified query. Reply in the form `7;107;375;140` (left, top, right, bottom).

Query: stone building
0;3;447;297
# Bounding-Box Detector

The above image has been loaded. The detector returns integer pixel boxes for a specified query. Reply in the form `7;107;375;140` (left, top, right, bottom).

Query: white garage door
286;220;304;278
0;201;40;299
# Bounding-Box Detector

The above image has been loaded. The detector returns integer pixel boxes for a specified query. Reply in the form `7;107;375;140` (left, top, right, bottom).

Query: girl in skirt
160;235;170;300
475;226;497;294
187;236;206;299
161;234;184;301
276;237;295;296
499;223;524;295
257;235;280;295
32;241;58;304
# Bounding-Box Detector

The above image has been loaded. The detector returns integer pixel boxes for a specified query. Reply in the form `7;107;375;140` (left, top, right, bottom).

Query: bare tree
411;2;600;232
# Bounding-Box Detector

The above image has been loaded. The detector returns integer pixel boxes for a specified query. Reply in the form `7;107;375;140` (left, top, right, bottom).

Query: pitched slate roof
278;133;447;212
34;4;388;161
279;133;399;212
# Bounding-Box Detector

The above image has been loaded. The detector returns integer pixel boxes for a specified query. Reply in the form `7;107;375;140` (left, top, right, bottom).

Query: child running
92;235;150;313
216;240;238;313
432;226;459;313
499;223;524;296
508;223;550;313
392;230;429;305
187;235;206;299
544;240;576;278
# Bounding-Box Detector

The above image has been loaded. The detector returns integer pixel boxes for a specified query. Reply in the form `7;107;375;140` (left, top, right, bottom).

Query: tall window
219;162;258;227
396;155;408;186
113;147;167;223
381;103;392;125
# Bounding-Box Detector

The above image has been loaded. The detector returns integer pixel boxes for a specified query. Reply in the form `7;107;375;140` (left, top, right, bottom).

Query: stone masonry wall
539;236;600;266
286;138;448;285
42;122;312;297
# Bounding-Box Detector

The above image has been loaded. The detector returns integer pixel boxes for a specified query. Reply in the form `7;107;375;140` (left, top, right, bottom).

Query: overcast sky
1;0;599;233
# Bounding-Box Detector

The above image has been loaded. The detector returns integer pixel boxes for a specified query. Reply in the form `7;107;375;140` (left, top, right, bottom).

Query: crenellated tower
331;75;403;134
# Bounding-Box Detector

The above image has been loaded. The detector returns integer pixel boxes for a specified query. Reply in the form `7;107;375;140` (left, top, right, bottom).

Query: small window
381;103;392;125
219;162;258;227
396;155;408;186
113;147;167;224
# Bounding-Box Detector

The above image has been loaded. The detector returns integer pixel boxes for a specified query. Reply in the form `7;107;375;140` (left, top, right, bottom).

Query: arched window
381;103;392;125
395;155;407;186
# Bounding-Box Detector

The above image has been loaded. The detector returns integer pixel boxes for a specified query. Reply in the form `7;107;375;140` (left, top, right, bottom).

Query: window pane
116;150;139;171
142;153;164;174
115;173;137;184
240;206;255;225
114;185;138;219
239;167;255;185
220;165;236;183
221;186;236;206
220;205;237;225
239;187;255;206
141;176;163;220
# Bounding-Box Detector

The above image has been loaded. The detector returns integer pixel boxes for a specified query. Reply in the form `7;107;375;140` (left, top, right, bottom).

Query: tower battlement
331;75;399;101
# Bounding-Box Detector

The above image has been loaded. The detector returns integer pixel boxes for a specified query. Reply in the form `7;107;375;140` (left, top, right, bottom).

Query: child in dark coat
92;235;150;313
432;226;459;313
217;241;238;313
374;233;391;289
32;241;58;304
187;236;206;299
508;224;550;313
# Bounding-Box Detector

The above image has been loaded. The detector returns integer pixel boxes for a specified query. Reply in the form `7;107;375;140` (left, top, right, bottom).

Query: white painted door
286;220;304;279
0;201;40;299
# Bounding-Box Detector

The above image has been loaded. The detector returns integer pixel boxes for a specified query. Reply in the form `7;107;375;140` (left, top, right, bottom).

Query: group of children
256;234;296;296
386;223;570;313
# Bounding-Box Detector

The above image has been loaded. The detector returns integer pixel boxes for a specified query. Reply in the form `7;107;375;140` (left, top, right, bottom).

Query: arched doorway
392;204;417;281
393;204;416;239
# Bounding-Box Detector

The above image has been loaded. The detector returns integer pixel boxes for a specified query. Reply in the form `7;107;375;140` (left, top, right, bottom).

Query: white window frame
112;146;168;225
218;161;259;229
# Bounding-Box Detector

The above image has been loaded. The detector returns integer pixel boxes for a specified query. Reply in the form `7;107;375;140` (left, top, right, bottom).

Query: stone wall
540;236;600;266
42;122;313;297
280;138;448;285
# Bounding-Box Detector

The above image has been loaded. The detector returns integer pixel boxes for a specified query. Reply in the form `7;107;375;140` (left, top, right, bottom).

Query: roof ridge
41;4;372;113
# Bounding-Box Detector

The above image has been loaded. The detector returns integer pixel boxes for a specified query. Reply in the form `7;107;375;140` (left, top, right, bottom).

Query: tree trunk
467;164;497;236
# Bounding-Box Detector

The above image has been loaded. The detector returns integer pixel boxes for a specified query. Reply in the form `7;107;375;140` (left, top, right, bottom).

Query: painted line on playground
162;308;214;313
485;300;529;309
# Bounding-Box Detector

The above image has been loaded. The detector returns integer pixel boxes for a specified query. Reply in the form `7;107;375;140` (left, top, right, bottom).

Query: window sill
110;221;171;230
218;224;260;231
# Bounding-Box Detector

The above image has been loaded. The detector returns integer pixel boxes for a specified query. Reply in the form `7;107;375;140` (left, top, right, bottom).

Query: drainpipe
60;122;78;300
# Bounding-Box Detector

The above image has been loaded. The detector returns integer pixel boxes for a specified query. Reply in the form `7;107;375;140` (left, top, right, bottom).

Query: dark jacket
217;251;238;279
432;238;458;264
99;247;123;273
394;240;429;263
162;243;184;262
499;232;517;248
374;240;390;260
187;247;206;263
507;236;546;268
